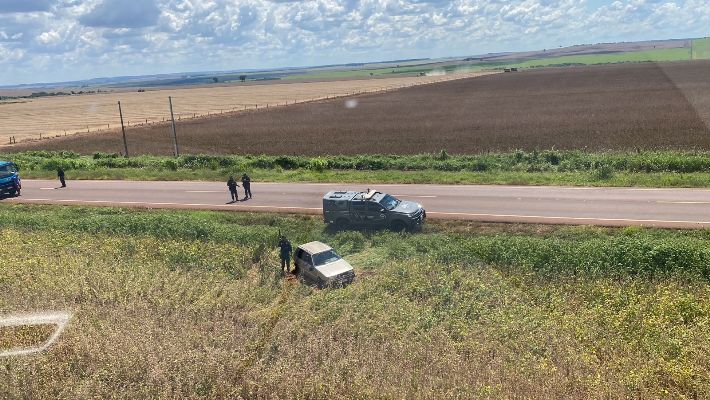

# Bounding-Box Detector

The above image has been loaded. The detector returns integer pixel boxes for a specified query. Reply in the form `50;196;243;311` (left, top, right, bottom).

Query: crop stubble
8;61;710;155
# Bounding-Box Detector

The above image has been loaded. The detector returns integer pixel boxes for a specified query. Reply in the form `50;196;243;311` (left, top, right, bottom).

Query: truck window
351;201;367;212
302;253;312;266
367;202;384;212
295;248;304;259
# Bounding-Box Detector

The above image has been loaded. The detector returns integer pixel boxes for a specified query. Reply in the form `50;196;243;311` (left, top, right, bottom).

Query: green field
285;45;699;80
692;38;710;59
7;150;710;188
1;204;709;398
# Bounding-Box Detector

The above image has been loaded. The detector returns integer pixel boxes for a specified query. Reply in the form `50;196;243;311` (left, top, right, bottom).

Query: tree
212;77;219;83
239;75;247;83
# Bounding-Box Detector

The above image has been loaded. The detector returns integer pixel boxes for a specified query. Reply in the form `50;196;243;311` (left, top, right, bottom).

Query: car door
300;252;316;280
350;200;368;225
363;201;387;226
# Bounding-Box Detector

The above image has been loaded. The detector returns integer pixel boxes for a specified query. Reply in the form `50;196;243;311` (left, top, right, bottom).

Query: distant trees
239;75;247;83
212;77;219;83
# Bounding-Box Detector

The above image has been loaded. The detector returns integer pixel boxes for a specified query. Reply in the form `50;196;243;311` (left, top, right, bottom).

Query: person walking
57;167;66;188
278;236;293;275
241;173;252;200
227;176;239;202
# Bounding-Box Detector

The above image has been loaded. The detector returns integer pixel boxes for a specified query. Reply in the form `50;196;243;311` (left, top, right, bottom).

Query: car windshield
0;164;16;176
313;250;341;266
379;194;400;210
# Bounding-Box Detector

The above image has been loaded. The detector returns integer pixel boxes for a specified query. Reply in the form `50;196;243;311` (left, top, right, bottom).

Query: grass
287;47;696;81
692;38;710;59
7;150;710;188
1;204;709;398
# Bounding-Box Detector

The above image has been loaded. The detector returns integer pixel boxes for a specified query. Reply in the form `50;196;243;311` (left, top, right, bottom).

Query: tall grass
5;150;710;187
1;205;709;398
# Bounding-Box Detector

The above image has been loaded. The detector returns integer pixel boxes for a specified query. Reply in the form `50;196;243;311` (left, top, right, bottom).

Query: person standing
241;173;252;200
57;167;66;188
227;176;239;202
278;236;293;274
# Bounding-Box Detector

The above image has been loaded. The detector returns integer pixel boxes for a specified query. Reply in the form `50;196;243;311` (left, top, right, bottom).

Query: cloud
0;0;55;13
1;0;710;86
79;0;161;28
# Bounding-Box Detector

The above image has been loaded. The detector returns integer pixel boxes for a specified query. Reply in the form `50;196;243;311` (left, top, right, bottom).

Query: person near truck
278;236;293;274
227;176;239;202
241;173;252;199
57;167;66;188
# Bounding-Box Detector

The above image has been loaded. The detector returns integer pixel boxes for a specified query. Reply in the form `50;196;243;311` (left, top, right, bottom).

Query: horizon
1;0;709;86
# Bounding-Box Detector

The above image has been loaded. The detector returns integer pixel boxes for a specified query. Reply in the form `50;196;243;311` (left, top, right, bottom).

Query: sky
0;0;708;85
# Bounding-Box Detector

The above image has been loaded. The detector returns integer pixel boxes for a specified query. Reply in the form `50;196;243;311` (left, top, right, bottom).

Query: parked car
323;189;426;231
294;241;355;288
0;161;21;198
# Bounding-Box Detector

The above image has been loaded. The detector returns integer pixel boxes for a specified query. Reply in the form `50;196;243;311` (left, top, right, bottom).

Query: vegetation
1;204;709;398
7;150;710;187
692;38;710;59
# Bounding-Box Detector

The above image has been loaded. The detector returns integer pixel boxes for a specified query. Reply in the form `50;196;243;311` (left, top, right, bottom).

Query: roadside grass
1;204;709;398
6;150;710;187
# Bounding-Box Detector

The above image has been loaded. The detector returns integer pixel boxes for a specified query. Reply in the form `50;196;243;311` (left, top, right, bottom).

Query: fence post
118;101;129;158
168;96;180;157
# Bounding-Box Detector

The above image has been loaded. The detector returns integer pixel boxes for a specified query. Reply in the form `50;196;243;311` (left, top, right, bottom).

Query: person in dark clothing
57;167;66;188
278;236;293;274
241;173;252;199
227;176;239;202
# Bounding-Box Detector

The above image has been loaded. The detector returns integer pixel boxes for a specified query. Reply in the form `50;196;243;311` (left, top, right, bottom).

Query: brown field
0;72;488;144
7;61;710;156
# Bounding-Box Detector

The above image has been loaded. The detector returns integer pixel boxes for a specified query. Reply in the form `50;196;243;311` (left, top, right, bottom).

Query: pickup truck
0;161;21;198
323;189;426;231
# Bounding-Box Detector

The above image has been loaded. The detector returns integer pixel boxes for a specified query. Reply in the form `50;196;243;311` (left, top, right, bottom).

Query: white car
294;241;355;288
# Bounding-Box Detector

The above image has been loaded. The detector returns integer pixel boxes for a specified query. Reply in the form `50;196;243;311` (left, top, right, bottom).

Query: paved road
5;179;710;229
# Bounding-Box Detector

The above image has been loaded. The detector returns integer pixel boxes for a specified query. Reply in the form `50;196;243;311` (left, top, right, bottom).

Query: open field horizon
9;60;710;156
0;71;491;144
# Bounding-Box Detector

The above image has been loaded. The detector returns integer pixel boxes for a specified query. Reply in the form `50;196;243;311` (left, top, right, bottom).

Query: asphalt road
5;179;710;229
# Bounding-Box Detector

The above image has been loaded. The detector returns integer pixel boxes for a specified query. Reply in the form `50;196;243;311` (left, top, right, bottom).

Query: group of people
227;174;252;202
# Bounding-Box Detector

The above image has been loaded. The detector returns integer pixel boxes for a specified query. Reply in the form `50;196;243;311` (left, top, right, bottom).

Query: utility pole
118;101;129;158
169;96;180;156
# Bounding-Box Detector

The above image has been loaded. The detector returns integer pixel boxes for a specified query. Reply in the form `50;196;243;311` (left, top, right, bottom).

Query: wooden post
118;101;129;158
169;96;180;156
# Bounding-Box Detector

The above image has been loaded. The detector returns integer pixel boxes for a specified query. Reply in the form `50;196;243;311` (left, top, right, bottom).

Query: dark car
0;161;21;198
323;189;426;231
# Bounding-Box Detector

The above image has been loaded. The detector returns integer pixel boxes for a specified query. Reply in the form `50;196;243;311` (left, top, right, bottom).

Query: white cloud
37;30;61;45
0;0;709;85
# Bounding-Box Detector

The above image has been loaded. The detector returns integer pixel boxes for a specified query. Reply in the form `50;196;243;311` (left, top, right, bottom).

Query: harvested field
0;72;487;143
8;61;710;156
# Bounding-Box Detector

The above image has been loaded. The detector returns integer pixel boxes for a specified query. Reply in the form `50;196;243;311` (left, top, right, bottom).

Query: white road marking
392;195;437;198
17;198;322;212
0;311;72;358
426;211;710;225
657;201;710;204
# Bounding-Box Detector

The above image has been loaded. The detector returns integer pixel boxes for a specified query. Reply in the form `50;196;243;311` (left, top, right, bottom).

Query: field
0;72;488;144
692;38;710;59
1;204;709;398
10;61;710;156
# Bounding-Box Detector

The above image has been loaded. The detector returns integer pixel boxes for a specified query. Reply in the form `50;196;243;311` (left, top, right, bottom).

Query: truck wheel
390;220;407;232
335;218;350;230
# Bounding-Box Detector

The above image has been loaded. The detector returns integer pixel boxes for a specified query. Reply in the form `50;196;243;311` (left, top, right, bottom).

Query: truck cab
0;161;21;198
323;189;426;231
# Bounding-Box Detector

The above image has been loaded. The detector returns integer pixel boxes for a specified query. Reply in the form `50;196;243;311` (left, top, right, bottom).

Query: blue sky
0;0;708;85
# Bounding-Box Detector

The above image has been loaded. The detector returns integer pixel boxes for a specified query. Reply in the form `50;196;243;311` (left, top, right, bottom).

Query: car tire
390;220;407;232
